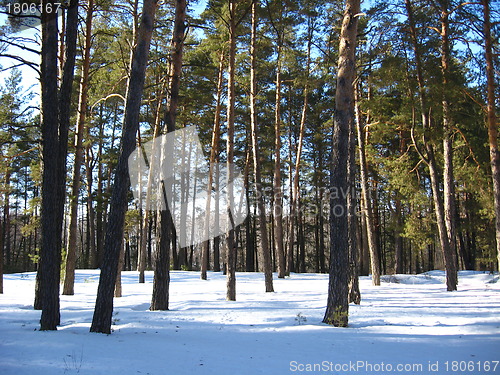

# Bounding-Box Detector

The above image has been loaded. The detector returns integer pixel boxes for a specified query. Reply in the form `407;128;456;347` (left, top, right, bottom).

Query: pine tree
323;0;360;328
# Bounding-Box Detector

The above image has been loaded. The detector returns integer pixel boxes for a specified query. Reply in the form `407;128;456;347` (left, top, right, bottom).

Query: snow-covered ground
1;270;499;375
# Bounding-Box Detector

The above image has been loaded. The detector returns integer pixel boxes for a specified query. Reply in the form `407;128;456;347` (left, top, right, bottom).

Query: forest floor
1;269;499;375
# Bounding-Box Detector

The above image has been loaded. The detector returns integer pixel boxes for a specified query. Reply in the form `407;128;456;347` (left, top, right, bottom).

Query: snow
1;270;499;375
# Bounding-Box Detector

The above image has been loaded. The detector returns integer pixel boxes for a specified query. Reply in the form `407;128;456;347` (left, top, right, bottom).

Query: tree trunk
85;138;97;269
394;197;404;273
290;24;311;276
482;0;500;271
37;4;62;330
201;50;224;280
213;161;221;272
3;170;10;270
405;0;456;290
348;98;361;304
0;187;3;293
273;45;286;278
150;0;186;310
249;0;274;292
56;0;79;266
226;0;237;301
35;0;78;316
440;1;458;282
95;106;106;268
63;0;94;295
139;79;166;283
90;0;158;334
323;0;359;328
150;204;171;310
114;239;125;298
355;89;380;285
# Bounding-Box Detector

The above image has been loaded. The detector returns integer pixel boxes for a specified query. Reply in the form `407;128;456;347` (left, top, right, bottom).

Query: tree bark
90;0;158;334
323;0;359;328
249;0;274;292
482;0;500;271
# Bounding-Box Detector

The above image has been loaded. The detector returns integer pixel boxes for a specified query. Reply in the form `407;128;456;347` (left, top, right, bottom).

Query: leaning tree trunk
150;0;186;311
323;0;360;328
90;0;158;334
482;0;500;271
249;0;274;292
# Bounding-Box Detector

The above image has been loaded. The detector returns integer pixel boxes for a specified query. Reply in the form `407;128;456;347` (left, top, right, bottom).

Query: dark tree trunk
323;0;359;328
37;12;60;329
150;207;171;310
90;0;157;334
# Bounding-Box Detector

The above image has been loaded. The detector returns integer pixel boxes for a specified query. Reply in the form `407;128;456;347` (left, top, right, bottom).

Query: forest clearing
1;270;499;374
1;0;500;373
